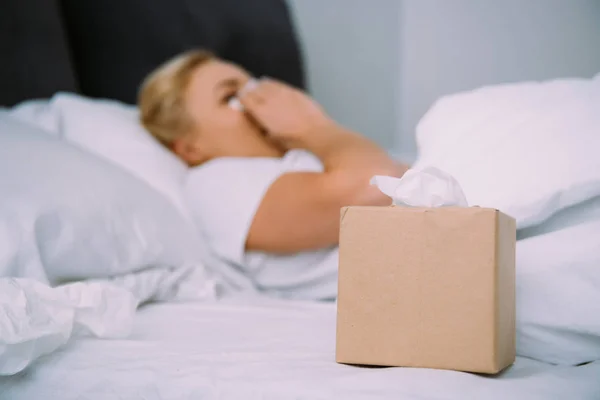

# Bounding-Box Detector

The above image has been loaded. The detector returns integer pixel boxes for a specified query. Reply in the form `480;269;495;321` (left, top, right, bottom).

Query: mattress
1;294;599;400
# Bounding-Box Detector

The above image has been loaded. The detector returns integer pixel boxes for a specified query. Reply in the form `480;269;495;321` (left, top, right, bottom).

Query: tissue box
336;206;516;374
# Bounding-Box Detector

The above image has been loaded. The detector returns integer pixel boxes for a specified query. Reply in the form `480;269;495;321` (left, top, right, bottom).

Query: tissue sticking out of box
371;167;468;207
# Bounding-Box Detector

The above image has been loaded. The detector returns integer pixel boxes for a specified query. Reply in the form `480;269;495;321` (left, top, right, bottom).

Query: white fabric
1;296;599;400
8;93;191;218
518;195;600;239
0;114;217;375
7;99;60;134
0;268;215;376
413;73;600;229
0;278;137;376
0;113;215;292
516;219;600;365
185;150;339;300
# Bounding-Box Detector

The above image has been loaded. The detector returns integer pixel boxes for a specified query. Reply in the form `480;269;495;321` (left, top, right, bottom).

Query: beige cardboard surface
336;206;516;374
495;211;517;371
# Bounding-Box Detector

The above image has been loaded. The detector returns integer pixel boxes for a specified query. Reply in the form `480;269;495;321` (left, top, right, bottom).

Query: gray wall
289;0;600;162
397;0;600;162
288;0;401;149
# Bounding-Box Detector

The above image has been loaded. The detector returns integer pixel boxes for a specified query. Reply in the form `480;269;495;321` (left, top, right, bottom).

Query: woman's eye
223;93;237;104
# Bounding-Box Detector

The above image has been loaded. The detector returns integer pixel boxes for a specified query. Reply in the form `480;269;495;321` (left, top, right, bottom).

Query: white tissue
0;278;137;376
371;167;468;207
228;78;260;111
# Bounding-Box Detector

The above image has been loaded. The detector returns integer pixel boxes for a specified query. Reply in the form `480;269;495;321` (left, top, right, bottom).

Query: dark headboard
0;0;306;107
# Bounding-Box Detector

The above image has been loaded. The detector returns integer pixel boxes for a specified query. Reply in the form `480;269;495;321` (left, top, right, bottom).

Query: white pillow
9;93;191;219
0;112;210;288
518;195;600;240
8;99;60;134
414;73;600;229
516;219;600;365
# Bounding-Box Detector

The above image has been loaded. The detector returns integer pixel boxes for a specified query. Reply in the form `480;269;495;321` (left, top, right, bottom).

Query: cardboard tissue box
335;168;516;374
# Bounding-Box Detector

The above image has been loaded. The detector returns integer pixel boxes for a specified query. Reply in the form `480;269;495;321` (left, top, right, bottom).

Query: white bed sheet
1;295;599;400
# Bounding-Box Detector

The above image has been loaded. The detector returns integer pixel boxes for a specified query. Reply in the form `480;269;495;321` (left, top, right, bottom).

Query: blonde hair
138;49;214;147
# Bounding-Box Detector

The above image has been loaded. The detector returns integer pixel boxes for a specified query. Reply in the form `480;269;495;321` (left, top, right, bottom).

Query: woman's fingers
240;77;289;105
239;82;273;131
248;80;278;102
238;77;329;146
239;79;285;118
242;90;265;106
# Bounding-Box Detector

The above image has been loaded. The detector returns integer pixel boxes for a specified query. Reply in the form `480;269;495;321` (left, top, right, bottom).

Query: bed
1;295;598;400
1;1;600;399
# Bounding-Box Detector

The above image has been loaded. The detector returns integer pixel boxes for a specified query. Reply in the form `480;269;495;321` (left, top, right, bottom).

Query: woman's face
175;59;283;166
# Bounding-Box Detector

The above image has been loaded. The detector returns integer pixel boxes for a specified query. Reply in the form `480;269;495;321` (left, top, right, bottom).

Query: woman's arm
241;80;409;253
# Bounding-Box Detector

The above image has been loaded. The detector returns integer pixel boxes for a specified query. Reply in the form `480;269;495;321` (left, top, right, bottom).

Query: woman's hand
239;79;335;149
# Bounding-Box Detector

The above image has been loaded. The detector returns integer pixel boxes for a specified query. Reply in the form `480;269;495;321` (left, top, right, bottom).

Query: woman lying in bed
138;50;408;300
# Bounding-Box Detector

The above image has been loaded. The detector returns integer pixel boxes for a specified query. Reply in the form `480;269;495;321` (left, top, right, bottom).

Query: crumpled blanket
0;265;216;376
